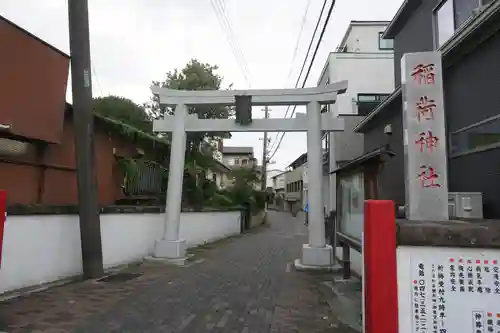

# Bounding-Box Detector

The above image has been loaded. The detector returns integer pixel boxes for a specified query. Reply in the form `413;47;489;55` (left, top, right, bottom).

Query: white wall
344;24;392;53
323;52;394;213
329;53;394;115
0;211;241;294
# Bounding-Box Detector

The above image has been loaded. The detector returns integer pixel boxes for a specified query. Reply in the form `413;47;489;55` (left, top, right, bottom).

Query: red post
0;190;5;268
363;200;398;333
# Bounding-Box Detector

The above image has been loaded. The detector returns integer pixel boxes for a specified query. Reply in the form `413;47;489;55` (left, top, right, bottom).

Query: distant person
304;202;309;226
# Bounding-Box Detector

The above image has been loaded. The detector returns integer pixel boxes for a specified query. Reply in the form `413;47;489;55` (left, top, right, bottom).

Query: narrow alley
0;211;352;333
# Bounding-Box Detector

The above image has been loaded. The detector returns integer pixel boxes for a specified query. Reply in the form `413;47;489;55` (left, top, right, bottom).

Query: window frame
449;113;500;158
378;32;394;50
357;93;390;103
432;0;488;49
433;0;455;48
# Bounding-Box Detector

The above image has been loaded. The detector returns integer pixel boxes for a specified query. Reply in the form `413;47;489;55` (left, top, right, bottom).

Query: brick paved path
0;211;353;333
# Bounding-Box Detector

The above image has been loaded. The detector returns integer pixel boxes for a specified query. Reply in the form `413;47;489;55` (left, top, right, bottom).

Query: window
435;0;456;47
234;158;240;165
357;94;390;116
450;116;500;156
434;0;486;47
378;32;394;50
357;94;390;103
454;0;479;28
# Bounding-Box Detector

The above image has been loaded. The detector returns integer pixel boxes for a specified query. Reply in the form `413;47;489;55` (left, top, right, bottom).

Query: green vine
118;158;140;188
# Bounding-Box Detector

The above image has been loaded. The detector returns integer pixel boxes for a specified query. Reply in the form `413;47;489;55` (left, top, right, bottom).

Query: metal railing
328;209;363;280
336;231;362;280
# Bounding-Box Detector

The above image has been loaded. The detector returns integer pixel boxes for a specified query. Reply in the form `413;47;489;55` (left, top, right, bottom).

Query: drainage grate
97;272;142;283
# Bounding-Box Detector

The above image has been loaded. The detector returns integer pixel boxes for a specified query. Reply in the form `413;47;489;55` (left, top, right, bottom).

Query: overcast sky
1;0;403;171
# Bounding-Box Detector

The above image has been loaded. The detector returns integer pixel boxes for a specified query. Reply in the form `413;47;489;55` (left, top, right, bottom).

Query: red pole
363;200;398;333
0;190;6;268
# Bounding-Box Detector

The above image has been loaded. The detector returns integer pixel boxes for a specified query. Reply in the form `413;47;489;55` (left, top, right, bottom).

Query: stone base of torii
151;82;348;269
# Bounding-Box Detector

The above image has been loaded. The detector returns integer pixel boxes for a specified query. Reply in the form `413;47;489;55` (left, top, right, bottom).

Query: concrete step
320;277;363;332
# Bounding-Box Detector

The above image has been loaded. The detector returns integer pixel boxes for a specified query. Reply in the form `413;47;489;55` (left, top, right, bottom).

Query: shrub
208;193;234;207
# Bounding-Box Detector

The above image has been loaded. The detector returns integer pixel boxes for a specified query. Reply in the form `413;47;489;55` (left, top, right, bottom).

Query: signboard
401;52;448;221
397;246;500;333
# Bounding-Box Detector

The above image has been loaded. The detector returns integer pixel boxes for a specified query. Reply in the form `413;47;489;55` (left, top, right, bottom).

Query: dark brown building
0;15;168;206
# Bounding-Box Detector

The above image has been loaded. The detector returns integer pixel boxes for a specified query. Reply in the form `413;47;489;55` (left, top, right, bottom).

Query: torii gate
151;81;347;269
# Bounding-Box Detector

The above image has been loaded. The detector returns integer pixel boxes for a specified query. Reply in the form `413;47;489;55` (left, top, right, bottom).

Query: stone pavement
0;211;355;333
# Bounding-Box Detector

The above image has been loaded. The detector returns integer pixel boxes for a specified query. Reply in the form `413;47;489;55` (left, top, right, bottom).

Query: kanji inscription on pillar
398;247;500;333
401;52;448;221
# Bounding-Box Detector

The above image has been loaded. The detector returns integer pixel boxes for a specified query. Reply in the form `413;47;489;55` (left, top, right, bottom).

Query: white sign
398;246;500;333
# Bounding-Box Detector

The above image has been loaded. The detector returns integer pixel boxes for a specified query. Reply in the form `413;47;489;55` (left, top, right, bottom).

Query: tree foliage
93;96;152;132
146;59;233;153
145;59;235;205
230;167;259;188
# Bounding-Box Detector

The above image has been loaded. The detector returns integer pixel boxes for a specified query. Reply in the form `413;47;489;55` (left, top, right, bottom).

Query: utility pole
68;0;104;278
261;106;270;191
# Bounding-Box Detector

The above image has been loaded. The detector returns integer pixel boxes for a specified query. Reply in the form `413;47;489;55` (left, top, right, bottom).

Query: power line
210;0;252;87
92;66;104;96
217;0;252;83
267;0;337;162
284;0;313;86
268;0;329;154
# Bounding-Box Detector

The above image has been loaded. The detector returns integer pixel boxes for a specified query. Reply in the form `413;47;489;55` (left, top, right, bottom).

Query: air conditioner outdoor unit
0;138;29;156
448;192;483;219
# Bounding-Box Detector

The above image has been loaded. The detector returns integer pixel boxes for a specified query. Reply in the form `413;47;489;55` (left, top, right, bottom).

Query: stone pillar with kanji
401;51;449;221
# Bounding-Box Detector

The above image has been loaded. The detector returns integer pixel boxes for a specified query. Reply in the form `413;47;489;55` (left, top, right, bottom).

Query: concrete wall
344;24;393;53
328;52;395;116
250;210;266;228
362;99;406;207
392;0;440;87
334;115;365;163
0;211;241;294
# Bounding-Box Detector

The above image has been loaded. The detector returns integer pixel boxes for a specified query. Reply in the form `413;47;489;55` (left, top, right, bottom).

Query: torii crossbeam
151;82;347;269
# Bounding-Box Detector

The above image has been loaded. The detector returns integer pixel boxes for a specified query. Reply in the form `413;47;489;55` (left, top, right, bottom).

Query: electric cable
267;0;337;161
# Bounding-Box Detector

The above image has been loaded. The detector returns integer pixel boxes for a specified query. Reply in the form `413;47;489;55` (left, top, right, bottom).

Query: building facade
354;0;500;218
269;169;286;192
221;146;256;169
316;21;396;217
0;16;171;207
284;153;307;212
317;21;395;117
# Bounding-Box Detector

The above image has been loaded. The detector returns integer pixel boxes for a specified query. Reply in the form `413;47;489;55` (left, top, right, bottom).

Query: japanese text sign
398;246;500;333
401;52;448;221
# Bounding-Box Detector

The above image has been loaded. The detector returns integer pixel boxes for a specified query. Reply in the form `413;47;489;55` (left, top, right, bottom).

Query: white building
268;169;285;191
319;21;395;210
317;20;395;272
318;21;395;117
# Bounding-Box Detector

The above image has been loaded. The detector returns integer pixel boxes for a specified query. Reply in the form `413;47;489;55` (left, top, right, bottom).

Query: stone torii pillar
151;82;347;268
